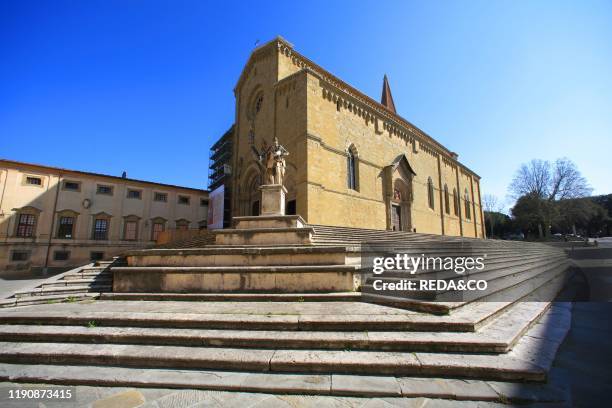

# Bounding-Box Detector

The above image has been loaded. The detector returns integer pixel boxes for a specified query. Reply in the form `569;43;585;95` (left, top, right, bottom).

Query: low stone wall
113;268;360;293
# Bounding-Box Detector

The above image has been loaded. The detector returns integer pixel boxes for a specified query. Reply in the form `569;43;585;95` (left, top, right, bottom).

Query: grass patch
86;321;98;328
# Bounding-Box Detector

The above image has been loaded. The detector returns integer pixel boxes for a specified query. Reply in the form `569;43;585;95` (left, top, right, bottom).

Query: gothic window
427;177;435;210
444;184;450;214
465;189;471;220
248;129;255;145
255;95;263;114
347;145;359;191
453;188;459;216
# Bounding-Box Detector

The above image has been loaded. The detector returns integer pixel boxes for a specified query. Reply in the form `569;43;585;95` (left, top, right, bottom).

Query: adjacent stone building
230;37;485;237
0;159;209;272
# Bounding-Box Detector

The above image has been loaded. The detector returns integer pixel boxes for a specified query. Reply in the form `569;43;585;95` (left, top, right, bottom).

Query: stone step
363;254;568;296
112;264;361;293
113;264;361;273
0;289;552;334
215;227;315;245
0;301;551;353
13;285;111;298
0;341;546;380
362;258;568;313
43;278;112;288
0;306;472;332
0;302;572;399
0;293;99;308
125;245;359;267
0;363;569;403
100;292;361;302
367;262;569;317
63;272;111;280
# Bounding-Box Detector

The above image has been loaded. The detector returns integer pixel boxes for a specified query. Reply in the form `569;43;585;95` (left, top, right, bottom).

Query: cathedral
226;37;485;238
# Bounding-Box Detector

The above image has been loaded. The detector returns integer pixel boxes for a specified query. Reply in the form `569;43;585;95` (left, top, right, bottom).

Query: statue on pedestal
250;137;291;216
253;137;289;186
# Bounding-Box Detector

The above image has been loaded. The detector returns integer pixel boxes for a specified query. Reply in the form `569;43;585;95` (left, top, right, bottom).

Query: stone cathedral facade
229;37;485;238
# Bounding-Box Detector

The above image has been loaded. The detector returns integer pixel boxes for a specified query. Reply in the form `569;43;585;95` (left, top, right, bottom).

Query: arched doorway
239;166;261;216
385;154;416;232
392;178;412;231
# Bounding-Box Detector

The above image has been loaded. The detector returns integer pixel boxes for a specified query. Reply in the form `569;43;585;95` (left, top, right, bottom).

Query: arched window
444;184;450;214
347;145;358;191
248;88;264;119
255;95;263;114
464;189;471;220
427;177;435;209
453;188;459;216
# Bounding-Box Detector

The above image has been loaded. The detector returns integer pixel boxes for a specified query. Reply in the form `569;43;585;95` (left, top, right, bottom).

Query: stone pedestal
259;184;287;216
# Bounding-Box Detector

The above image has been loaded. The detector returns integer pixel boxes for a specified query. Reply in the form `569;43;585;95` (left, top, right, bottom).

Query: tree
509;158;591;201
554;198;610;237
511;193;558;239
509;158;591;237
483;194;502;238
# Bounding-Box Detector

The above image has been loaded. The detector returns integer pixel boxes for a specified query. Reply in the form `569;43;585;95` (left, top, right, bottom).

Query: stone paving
0;382;511;408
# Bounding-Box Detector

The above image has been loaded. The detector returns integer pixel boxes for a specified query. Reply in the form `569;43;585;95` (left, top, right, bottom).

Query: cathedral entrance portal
392;204;402;231
385;154;416;232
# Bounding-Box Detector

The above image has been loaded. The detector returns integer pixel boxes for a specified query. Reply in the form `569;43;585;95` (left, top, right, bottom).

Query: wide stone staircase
0;260;117;308
0;218;574;404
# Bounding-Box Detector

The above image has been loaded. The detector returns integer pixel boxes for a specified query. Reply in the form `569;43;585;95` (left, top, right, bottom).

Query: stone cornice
275;40;481;180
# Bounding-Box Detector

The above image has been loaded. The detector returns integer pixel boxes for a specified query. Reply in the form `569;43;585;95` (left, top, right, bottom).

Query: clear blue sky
2;1;611;209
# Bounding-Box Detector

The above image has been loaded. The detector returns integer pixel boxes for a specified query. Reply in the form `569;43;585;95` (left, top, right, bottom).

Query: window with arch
347;145;359;191
248;88;264;120
444;184;450;214
255;94;263;114
427;177;435;210
464;189;471;220
176;219;190;231
453;188;459;216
